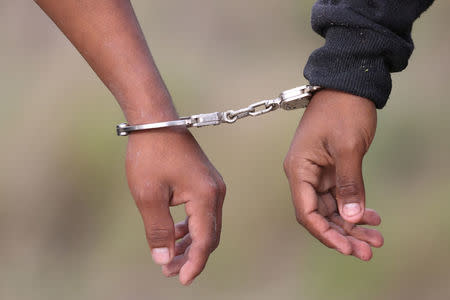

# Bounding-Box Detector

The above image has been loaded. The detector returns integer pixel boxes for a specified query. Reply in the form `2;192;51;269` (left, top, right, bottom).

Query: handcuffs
116;85;321;136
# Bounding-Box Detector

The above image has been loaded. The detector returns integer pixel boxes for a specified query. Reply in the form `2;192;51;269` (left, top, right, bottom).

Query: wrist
124;106;178;125
308;89;376;113
119;90;179;125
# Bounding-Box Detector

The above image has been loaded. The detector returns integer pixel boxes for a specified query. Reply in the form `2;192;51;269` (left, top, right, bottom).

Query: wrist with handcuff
116;85;321;136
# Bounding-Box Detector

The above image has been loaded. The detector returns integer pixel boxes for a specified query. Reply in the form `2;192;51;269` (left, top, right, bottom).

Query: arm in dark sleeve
304;0;434;108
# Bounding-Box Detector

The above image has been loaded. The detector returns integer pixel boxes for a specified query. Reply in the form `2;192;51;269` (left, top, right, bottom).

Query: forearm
35;0;177;123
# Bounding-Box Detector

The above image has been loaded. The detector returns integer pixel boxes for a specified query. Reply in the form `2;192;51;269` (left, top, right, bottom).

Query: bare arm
35;0;226;285
34;0;175;123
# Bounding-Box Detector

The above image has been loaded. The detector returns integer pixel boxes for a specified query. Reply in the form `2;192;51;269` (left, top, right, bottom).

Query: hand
126;127;226;285
35;0;226;282
283;89;383;260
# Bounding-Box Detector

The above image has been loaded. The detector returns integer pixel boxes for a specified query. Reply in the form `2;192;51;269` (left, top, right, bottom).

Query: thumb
137;188;175;266
335;150;366;223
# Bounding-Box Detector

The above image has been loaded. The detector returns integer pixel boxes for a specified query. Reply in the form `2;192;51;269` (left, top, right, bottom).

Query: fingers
163;190;224;280
291;181;352;255
179;206;216;284
323;191;383;249
162;251;190;277
289;179;381;260
330;213;384;248
359;208;381;226
175;233;192;256
334;150;366;223
177;183;224;285
175;218;189;240
162;178;225;284
161;234;192;277
136;186;175;266
347;236;373;261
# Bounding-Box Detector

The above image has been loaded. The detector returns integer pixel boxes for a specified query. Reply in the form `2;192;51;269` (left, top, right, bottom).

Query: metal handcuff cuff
116;85;321;136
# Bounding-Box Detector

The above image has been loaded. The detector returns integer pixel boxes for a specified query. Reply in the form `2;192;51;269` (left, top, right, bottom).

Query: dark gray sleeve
304;0;434;108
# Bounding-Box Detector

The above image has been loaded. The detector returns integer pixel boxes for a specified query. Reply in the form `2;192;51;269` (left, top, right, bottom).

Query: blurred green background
1;1;450;299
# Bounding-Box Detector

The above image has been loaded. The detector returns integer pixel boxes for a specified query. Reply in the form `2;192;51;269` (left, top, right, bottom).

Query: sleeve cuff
304;26;395;109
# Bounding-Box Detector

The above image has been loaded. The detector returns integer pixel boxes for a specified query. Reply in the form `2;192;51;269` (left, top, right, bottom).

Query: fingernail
343;203;361;217
151;248;170;265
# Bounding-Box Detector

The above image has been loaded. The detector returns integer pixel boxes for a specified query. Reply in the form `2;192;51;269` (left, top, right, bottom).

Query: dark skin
35;0;225;285
36;0;383;285
284;90;383;259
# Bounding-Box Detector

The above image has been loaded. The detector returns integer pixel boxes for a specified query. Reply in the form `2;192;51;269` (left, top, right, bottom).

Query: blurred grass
1;1;450;299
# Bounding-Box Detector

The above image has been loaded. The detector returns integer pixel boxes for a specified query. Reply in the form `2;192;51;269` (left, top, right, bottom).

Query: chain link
116;85;321;135
221;98;281;124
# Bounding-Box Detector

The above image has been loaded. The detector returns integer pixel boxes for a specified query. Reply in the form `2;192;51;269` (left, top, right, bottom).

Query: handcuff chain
221;98;280;124
117;85;321;136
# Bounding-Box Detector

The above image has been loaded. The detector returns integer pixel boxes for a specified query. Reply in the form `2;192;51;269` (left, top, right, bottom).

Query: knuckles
283;156;291;175
146;227;173;245
283;155;317;185
333;137;366;158
196;177;226;203
198;182;219;200
295;212;305;225
283;154;299;177
199;234;219;253
132;175;226;208
336;182;362;198
295;211;307;226
216;179;227;199
133;187;165;209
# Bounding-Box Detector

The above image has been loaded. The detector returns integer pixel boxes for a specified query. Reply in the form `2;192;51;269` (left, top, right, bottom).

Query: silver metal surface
116;119;189;136
189;112;223;128
116;85;321;136
279;85;320;110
